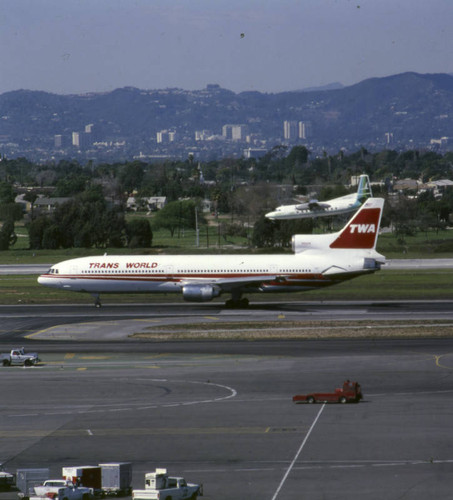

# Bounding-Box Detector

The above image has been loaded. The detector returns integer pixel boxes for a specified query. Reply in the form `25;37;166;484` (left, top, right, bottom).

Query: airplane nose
37;275;52;286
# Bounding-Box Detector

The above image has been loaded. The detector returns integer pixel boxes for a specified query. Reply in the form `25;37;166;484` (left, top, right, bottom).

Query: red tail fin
330;198;384;249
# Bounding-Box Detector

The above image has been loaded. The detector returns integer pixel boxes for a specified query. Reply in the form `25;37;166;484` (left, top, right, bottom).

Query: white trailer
62;466;101;491
16;468;49;498
98;462;132;495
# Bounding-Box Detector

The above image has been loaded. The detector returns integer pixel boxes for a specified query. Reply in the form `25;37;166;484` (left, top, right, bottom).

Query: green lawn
4;226;453;265
1;224;251;264
2;269;453;305
376;230;453;258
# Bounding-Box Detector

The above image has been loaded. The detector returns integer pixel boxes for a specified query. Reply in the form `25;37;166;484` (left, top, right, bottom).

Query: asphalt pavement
1;296;453;500
1;338;453;500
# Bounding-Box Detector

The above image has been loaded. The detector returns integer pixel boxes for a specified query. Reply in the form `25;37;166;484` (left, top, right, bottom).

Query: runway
1;303;453;499
1;300;453;344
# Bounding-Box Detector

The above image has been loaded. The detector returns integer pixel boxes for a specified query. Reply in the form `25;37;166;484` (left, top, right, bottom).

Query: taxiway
1;303;453;499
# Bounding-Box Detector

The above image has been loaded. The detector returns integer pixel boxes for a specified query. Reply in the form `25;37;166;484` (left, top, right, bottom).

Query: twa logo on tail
349;223;376;234
330;198;384;249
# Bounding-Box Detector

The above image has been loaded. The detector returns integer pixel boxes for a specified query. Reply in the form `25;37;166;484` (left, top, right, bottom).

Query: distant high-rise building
72;130;92;149
298;121;310;139
222;124;247;141
54;135;63;148
232;125;246;141
222;125;233;140
72;132;82;147
157;130;176;144
283;120;298;140
284;120;310;140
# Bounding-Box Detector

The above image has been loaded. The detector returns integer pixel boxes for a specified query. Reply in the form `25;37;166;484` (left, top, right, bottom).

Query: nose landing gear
91;294;102;308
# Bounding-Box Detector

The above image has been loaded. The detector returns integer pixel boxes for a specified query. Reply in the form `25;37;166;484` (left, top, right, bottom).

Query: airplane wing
179;274;284;292
296;200;331;210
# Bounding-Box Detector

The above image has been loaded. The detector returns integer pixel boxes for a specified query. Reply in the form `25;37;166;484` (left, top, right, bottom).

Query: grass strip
1;268;453;304
131;320;453;341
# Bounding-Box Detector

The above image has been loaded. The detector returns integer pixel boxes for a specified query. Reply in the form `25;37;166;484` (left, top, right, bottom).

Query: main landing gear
225;291;249;309
225;298;249;308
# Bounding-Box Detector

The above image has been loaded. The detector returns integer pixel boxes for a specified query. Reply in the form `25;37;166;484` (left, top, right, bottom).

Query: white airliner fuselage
266;174;372;220
38;198;385;307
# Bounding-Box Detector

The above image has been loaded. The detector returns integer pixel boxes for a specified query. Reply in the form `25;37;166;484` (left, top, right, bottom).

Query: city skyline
1;0;453;95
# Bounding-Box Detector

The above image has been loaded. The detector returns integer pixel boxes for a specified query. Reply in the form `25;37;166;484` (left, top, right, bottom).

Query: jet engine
182;284;221;302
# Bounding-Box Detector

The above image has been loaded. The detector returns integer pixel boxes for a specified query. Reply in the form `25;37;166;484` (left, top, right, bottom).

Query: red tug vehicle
292;380;363;404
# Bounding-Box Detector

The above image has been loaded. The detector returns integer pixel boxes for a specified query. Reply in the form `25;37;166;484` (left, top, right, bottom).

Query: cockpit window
48;268;59;274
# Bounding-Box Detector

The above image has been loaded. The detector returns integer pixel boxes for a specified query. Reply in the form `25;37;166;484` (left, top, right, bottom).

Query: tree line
0;147;453;250
27;187;152;250
2;147;453;202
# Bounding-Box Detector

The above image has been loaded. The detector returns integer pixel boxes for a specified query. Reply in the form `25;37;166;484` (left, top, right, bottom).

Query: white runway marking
271;403;325;500
184;458;453;475
7;379;237;418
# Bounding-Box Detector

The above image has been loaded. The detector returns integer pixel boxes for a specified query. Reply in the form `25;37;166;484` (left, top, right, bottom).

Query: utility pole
195;207;199;247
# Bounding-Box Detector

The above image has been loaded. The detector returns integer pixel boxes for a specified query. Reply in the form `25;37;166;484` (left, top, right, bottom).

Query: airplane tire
225;298;249;309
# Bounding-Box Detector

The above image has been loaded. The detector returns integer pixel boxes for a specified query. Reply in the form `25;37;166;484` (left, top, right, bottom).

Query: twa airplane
38;198;385;308
265;174;372;220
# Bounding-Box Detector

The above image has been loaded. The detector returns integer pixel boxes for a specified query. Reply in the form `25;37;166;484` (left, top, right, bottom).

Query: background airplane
265;174;372;220
38;198;385;308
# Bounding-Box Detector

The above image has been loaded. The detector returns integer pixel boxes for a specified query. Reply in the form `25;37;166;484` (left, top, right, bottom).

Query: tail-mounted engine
292;234;314;254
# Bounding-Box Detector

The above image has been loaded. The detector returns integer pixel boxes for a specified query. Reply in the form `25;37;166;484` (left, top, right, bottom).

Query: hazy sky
1;0;452;95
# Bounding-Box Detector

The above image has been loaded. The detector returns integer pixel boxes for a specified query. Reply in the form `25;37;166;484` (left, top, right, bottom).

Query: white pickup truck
132;469;202;500
1;347;40;367
32;480;93;500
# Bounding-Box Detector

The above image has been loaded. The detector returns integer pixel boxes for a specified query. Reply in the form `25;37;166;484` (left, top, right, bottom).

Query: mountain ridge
1;72;452;161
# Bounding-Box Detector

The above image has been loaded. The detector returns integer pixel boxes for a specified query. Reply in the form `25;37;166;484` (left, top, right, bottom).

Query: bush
125;218;153;248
